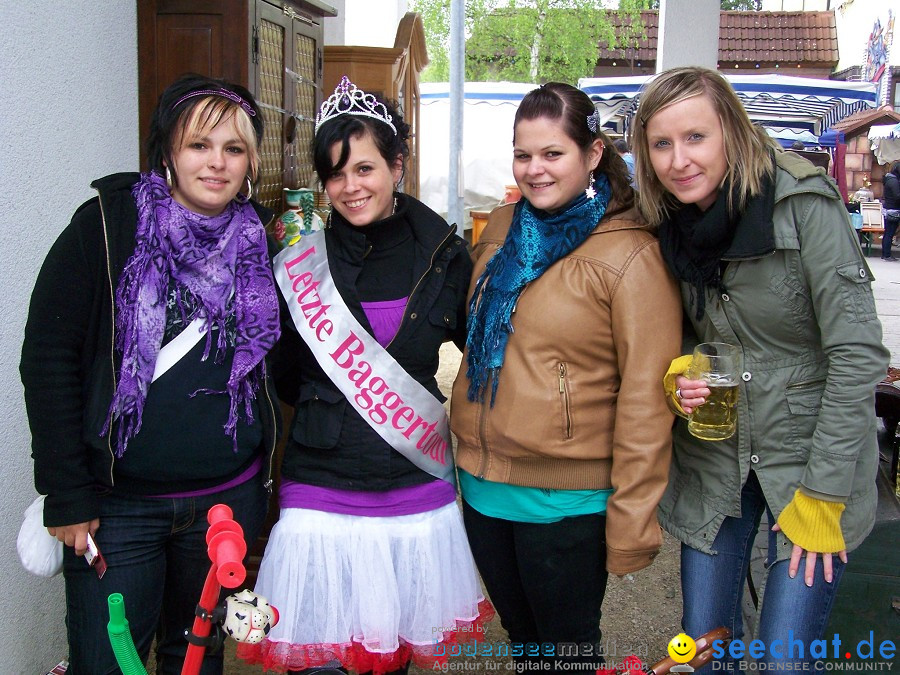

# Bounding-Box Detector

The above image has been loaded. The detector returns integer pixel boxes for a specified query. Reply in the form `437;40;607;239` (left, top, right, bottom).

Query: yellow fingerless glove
776;489;846;553
663;355;694;418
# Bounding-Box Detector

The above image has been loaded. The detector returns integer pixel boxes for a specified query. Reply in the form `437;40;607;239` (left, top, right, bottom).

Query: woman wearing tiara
237;77;491;675
20;74;280;673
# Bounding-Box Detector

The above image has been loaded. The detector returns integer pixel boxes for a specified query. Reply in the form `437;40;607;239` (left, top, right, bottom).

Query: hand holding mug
674;375;711;415
684;342;740;441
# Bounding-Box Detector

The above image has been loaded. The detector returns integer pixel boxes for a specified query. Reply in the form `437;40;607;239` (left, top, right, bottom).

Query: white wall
325;0;408;47
0;2;137;670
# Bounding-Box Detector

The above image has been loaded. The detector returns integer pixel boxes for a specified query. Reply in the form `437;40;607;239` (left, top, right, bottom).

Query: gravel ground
209;343;683;675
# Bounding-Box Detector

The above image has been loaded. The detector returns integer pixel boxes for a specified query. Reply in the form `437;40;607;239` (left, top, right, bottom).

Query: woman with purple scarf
20;74;281;674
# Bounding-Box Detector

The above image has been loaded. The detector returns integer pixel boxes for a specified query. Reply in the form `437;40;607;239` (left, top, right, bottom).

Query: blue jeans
681;472;845;674
62;477;268;675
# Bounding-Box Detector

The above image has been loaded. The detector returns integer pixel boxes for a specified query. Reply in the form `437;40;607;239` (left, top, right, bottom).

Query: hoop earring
165;166;174;190
235;175;253;203
585;171;597;200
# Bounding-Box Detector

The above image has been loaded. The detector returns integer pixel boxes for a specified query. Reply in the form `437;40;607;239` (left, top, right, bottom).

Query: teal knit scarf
465;174;612;404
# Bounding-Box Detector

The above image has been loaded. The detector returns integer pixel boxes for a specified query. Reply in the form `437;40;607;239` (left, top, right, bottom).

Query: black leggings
883;217;898;258
462;500;608;672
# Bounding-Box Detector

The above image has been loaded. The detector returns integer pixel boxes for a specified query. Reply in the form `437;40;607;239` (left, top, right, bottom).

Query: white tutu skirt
237;502;493;673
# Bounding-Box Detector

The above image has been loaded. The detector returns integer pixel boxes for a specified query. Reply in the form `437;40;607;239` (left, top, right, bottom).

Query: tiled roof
830;106;900;138
599;10;838;66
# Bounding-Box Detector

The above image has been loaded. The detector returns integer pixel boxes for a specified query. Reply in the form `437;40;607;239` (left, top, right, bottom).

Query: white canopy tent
419;76;877;224
419;82;537;223
869;123;900;165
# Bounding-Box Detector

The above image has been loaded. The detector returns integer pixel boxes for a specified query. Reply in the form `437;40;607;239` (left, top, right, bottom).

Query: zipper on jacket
261;364;278;494
262;211;281;494
97;191;118;486
475;371;492;478
559;362;572;439
386;226;457;349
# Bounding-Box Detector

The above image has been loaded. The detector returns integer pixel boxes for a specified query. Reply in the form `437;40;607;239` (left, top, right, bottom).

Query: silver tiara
315;76;396;135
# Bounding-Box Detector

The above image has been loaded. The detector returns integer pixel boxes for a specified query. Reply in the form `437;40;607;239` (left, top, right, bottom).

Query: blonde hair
631;66;777;226
173;96;260;182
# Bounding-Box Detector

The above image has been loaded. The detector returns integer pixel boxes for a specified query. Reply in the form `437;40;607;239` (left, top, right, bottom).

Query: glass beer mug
686;342;740;441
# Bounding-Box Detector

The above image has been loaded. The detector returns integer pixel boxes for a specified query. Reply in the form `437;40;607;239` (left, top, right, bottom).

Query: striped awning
578;74;877;136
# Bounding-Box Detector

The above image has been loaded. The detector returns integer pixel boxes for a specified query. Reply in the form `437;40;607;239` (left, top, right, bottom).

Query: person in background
20;74;281;673
451;82;681;672
632;66;888;673
789;139;806;150
238;77;490;675
881;160;900;261
614;137;636;187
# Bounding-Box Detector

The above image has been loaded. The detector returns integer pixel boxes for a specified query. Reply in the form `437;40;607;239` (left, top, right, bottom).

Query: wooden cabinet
137;0;337;212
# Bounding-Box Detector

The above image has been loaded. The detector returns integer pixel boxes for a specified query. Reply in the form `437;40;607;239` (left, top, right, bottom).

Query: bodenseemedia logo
709;631;896;671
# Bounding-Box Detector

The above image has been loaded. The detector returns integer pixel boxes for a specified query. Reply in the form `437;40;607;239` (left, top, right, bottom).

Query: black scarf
658;171;776;320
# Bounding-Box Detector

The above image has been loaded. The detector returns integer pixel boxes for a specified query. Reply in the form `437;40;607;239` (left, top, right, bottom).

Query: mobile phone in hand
84;533;107;579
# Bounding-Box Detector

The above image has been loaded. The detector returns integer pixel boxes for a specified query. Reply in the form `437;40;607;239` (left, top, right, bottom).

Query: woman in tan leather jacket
450;83;682;671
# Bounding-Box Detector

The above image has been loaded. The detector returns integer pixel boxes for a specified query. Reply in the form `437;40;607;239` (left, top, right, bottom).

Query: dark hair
514;83;634;204
614;138;629;154
146;74;264;184
790;140;806;150
313;96;411;187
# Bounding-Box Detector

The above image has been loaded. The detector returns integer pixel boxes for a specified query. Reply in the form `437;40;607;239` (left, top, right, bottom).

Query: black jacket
20;172;281;527
275;194;472;490
883;167;900;210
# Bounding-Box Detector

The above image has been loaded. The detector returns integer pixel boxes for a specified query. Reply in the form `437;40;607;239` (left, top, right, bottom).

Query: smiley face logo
667;633;697;664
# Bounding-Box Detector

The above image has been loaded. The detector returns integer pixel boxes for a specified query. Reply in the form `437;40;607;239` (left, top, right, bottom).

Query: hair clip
587;109;601;134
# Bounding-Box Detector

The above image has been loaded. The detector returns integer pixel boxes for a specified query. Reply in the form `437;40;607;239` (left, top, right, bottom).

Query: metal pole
657;0;719;72
448;0;464;237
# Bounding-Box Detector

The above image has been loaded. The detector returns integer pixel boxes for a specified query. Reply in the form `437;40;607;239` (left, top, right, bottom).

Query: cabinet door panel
254;0;291;210
289;22;320;191
156;15;222;83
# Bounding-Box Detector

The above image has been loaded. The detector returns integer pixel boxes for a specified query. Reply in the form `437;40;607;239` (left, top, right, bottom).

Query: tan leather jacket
450;202;682;575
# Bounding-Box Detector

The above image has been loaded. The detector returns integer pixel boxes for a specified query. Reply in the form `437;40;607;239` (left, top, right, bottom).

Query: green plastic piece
107;593;148;675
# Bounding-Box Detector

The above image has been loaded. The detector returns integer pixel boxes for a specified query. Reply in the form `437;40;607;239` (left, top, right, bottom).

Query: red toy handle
182;504;247;675
206;504;247;587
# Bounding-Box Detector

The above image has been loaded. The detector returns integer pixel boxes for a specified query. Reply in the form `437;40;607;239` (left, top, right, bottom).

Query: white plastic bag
17;495;63;577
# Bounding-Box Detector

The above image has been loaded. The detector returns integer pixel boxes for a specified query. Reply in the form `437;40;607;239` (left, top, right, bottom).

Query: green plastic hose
107;593;148;675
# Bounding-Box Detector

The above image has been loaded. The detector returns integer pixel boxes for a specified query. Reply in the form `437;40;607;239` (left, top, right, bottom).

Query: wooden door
137;0;250;171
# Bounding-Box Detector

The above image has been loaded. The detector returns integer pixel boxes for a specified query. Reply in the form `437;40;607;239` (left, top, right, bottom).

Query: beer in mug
686;343;740;441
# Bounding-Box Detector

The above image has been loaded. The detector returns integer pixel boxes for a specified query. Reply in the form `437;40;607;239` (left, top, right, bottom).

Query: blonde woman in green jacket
632;67;889;673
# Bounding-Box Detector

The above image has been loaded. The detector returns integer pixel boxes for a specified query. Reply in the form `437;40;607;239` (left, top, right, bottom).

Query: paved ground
869;254;900;362
211;246;900;675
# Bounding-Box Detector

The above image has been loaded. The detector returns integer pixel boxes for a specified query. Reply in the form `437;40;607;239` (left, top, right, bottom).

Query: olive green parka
659;151;890;560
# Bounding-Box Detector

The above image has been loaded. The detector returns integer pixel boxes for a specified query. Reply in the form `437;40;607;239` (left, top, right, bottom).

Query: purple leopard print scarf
104;171;280;456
